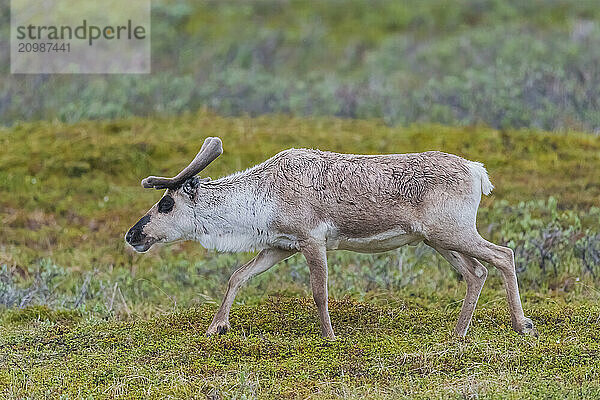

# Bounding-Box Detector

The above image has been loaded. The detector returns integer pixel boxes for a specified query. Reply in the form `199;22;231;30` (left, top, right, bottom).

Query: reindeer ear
182;176;209;196
184;177;199;190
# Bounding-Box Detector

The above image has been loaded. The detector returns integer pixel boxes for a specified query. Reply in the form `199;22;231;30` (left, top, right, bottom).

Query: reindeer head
125;137;223;252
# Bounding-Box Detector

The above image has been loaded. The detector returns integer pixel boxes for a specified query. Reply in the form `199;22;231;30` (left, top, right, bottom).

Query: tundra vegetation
1;113;599;398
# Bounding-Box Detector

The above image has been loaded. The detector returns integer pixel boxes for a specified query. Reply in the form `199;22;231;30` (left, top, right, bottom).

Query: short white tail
468;161;494;196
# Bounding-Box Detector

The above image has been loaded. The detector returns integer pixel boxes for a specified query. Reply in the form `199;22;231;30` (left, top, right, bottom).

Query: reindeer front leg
301;241;335;340
206;248;296;336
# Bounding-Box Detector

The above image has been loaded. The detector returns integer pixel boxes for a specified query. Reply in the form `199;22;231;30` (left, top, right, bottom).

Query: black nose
126;215;150;244
125;228;137;244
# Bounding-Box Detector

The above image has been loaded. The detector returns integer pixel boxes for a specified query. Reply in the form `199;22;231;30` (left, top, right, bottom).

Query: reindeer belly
329;228;422;253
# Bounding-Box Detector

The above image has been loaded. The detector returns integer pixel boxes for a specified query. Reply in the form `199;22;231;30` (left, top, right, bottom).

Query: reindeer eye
158;195;175;213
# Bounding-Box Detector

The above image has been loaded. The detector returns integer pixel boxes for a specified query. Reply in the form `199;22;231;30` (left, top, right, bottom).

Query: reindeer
125;137;536;339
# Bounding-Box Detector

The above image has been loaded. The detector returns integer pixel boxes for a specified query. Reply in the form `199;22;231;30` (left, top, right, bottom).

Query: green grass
1;113;599;398
2;296;600;398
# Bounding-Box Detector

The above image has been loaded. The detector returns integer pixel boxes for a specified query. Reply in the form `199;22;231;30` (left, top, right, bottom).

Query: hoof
515;317;538;337
206;321;230;336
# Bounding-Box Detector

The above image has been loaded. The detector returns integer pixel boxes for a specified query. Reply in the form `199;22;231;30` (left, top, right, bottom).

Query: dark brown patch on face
158;195;175;213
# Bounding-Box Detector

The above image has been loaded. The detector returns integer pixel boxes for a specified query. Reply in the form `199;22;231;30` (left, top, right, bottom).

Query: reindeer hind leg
432;246;488;337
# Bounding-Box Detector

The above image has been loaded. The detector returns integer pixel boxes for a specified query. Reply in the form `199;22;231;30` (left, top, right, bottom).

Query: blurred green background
1;0;600;131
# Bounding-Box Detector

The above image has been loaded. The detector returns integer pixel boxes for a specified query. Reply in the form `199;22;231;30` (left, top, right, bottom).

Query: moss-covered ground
2;296;600;399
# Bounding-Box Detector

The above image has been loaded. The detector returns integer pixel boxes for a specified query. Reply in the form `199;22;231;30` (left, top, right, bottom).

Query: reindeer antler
141;137;223;190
